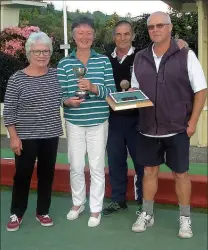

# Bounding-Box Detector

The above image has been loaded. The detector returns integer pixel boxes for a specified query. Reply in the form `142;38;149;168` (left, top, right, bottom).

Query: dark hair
71;17;95;32
113;20;134;35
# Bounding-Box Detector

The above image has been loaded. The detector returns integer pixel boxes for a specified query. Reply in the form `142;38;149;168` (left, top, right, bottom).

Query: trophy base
75;90;90;100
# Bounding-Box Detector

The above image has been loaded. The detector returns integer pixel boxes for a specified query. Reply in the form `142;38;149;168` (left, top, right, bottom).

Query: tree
125;12;132;21
132;10;198;54
169;8;198;54
133;14;151;51
105;12;120;28
15;6;199;59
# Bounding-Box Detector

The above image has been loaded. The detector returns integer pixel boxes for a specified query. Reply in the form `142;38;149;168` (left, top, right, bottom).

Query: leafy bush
0;52;27;102
170;9;198;55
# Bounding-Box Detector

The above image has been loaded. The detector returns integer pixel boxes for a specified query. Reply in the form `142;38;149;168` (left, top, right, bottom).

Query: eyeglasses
30;50;51;56
147;23;170;31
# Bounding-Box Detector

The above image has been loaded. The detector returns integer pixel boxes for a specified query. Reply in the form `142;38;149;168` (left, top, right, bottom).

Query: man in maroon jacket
130;11;207;239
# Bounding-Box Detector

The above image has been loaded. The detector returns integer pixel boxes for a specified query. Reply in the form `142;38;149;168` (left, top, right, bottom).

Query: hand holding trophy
120;79;130;92
73;67;90;99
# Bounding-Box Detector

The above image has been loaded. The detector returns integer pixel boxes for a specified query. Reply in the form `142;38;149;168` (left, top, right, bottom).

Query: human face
147;15;172;44
73;24;94;50
113;24;134;51
29;43;51;68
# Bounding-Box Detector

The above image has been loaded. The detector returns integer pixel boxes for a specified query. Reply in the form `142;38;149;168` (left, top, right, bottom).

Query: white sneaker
132;211;154;232
88;214;101;227
178;216;193;238
66;205;85;220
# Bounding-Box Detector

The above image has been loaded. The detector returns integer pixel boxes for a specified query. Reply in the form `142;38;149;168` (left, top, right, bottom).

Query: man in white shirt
130;11;207;239
102;21;145;216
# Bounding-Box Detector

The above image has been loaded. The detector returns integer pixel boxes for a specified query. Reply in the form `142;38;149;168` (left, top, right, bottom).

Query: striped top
57;49;116;126
3;68;63;139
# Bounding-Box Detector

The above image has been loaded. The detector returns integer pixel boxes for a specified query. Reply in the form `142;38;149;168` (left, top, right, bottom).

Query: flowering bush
0;26;40;59
0;26;64;67
0;26;40;102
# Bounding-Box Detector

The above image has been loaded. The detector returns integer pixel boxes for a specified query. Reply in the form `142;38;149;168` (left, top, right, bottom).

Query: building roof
162;0;197;12
1;0;47;8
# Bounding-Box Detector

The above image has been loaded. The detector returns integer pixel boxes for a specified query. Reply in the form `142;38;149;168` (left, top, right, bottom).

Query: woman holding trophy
57;17;116;227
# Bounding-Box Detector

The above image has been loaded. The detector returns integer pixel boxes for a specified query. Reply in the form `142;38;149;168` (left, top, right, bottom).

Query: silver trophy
73;67;89;99
120;79;130;92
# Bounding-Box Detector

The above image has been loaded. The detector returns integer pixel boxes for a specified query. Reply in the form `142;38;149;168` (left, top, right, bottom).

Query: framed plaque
106;90;153;111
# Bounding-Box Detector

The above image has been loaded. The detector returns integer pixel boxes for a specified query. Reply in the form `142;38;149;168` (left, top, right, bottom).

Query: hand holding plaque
73;67;90;99
106;90;153;111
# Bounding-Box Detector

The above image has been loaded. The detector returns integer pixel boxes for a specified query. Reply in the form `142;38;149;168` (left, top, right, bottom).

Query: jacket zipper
155;73;158;134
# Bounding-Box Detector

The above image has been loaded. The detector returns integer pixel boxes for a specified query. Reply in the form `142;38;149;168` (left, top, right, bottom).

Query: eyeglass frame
30;50;51;56
147;23;170;31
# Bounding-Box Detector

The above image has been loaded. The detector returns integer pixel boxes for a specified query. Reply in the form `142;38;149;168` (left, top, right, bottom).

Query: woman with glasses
57;17;116;227
3;32;63;232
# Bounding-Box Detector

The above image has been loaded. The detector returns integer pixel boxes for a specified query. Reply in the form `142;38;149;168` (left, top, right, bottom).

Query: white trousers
66;120;108;213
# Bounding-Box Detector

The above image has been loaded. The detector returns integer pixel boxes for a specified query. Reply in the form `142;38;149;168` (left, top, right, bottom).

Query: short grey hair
147;11;172;25
112;20;135;37
71;17;95;38
25;32;53;60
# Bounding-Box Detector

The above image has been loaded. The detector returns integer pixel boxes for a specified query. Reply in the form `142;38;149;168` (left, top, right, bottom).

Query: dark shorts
136;132;190;173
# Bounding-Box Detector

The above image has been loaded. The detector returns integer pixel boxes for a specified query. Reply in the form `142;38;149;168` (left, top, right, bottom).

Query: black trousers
107;114;144;203
11;137;59;217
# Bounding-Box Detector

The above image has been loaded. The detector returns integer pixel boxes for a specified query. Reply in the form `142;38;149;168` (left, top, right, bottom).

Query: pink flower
0;25;40;58
21;26;40;38
2;39;24;57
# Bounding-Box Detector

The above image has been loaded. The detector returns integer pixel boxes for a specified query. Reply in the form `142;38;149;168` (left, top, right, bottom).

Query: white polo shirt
111;46;135;64
131;45;207;137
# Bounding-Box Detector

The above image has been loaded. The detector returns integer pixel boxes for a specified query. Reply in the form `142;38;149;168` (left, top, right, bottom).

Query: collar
70;49;98;58
111;46;135;58
149;38;180;59
152;44;163;59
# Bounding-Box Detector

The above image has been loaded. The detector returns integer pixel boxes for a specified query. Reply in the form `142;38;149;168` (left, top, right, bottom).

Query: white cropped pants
66;120;108;213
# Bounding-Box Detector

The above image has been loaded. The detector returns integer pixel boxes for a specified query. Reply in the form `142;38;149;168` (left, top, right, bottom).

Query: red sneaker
6;214;23;232
36;214;53;227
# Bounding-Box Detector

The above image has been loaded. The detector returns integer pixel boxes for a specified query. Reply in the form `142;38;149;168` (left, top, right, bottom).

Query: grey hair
25;32;53;60
112;20;135;37
71;17;95;38
147;11;172;25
